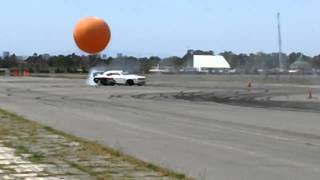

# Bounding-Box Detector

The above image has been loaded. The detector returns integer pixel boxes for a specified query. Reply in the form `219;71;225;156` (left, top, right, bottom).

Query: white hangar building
185;55;231;72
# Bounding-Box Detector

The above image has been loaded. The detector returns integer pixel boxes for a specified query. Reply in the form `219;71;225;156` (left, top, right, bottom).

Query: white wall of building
193;55;230;71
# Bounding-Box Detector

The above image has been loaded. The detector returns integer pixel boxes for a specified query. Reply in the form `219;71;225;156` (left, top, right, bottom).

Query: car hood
125;74;146;79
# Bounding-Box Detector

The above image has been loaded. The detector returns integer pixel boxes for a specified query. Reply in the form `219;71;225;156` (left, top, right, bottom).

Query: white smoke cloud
86;65;107;86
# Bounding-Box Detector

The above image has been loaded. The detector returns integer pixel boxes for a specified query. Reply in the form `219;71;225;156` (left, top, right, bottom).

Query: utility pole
277;12;284;70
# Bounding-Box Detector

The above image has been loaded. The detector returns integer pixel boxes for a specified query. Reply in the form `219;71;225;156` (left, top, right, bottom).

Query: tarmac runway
0;75;320;179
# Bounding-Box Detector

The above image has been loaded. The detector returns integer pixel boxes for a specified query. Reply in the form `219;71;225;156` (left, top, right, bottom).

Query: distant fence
148;73;320;85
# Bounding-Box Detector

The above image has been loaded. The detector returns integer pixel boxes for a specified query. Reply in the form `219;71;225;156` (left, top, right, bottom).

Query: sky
0;0;319;57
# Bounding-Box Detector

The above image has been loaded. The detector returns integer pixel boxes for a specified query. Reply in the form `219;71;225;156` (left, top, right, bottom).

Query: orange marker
247;81;252;89
308;88;313;99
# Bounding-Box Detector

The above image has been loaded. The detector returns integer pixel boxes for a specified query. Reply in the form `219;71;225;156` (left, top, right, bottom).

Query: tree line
1;50;320;74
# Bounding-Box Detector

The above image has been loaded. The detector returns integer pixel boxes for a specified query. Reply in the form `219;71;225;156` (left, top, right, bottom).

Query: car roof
105;70;123;73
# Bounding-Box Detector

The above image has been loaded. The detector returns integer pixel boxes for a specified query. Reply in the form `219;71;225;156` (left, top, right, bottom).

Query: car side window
107;73;120;76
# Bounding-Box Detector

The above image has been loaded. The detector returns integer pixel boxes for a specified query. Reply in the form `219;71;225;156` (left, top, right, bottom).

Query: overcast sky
0;0;319;57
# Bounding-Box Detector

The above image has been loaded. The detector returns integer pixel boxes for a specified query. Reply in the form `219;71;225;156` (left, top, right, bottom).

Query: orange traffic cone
308;88;313;99
247;80;252;91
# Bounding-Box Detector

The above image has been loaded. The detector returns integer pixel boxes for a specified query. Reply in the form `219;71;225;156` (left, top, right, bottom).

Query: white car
288;69;301;74
93;70;146;86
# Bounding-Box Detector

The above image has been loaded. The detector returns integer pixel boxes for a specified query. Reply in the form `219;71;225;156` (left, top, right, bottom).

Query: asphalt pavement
0;75;320;179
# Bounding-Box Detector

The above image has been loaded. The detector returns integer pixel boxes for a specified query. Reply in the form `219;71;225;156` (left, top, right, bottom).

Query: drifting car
93;70;146;86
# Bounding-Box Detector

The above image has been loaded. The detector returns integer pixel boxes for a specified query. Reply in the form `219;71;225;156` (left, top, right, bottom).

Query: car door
111;73;125;84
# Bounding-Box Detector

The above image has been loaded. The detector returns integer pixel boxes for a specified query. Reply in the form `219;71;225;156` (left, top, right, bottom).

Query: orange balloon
73;17;111;54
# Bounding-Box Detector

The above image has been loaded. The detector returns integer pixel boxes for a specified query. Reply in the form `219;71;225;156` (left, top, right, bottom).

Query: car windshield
0;1;319;180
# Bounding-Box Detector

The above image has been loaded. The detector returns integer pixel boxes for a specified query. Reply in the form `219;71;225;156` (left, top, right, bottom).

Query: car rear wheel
101;79;107;85
126;79;134;86
94;78;102;85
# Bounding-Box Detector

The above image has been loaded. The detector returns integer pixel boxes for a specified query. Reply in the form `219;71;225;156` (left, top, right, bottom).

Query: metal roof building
290;58;312;73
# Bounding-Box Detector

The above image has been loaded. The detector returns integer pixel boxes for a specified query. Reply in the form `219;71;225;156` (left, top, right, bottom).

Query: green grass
13;145;44;162
0;108;191;179
28;152;45;162
15;145;29;155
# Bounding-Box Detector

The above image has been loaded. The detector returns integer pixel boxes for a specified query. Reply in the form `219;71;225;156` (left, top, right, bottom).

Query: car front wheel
126;79;134;86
